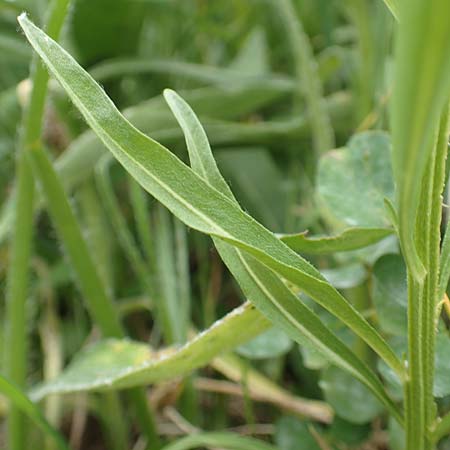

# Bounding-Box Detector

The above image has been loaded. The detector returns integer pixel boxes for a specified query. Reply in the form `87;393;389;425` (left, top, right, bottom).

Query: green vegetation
1;1;449;449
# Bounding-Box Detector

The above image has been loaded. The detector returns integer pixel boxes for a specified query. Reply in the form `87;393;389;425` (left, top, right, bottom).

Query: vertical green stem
405;103;449;450
4;2;70;449
405;275;425;450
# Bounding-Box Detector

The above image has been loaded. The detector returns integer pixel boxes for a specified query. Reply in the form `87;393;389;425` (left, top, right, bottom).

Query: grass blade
5;2;70;449
18;15;403;384
0;375;71;450
276;0;334;154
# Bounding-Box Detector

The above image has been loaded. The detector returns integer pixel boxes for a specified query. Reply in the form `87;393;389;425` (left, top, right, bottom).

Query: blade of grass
0;375;71;450
18;16;403;383
381;0;399;20
4;2;70;449
211;353;333;424
89;58;294;90
276;0;335;154
27;143;161;447
95;155;154;304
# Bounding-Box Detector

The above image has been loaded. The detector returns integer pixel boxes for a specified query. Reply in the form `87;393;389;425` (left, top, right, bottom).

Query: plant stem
4;2;70;449
405;103;449;450
405;274;425;450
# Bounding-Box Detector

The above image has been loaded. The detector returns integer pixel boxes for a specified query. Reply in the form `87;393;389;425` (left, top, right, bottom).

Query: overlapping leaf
31;302;270;398
19;16;402;421
163;88;401;420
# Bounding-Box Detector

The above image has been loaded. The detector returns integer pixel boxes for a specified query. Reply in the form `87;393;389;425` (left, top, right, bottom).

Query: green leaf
320;366;384;424
317;131;395;229
321;263;367;289
31;302;270;398
237;327;293;360
0;375;70;450
18;17;404;411
280;227;393;254
377;331;450;399
160;432;277;450
163;88;402;421
372;254;407;336
391;0;450;281
229;27;269;76
439;218;450;301
433;331;450;398
275;416;321;450
381;0;399;20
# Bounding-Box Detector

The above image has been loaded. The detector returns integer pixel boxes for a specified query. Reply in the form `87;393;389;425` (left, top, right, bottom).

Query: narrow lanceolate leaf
279;228;393;254
0;375;70;450
391;0;450;281
163;89;402;423
30;303;271;399
18;16;403;383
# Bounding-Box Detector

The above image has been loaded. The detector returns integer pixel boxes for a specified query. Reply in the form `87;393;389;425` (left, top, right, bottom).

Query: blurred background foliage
1;0;449;449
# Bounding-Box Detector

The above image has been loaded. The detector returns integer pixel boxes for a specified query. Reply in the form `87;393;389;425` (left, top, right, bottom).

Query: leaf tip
17;11;28;26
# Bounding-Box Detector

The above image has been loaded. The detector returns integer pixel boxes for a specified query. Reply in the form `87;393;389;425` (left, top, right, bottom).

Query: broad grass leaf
317;131;395;229
372;254;407;336
280;227;393;254
18;17;403;418
391;0;450;280
31;302;270;399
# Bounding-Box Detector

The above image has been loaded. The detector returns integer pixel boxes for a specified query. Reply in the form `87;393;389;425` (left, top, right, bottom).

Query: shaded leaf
237;327;293;360
317;131;395;228
320;366;383;424
372;254;407;336
275;416;321;450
